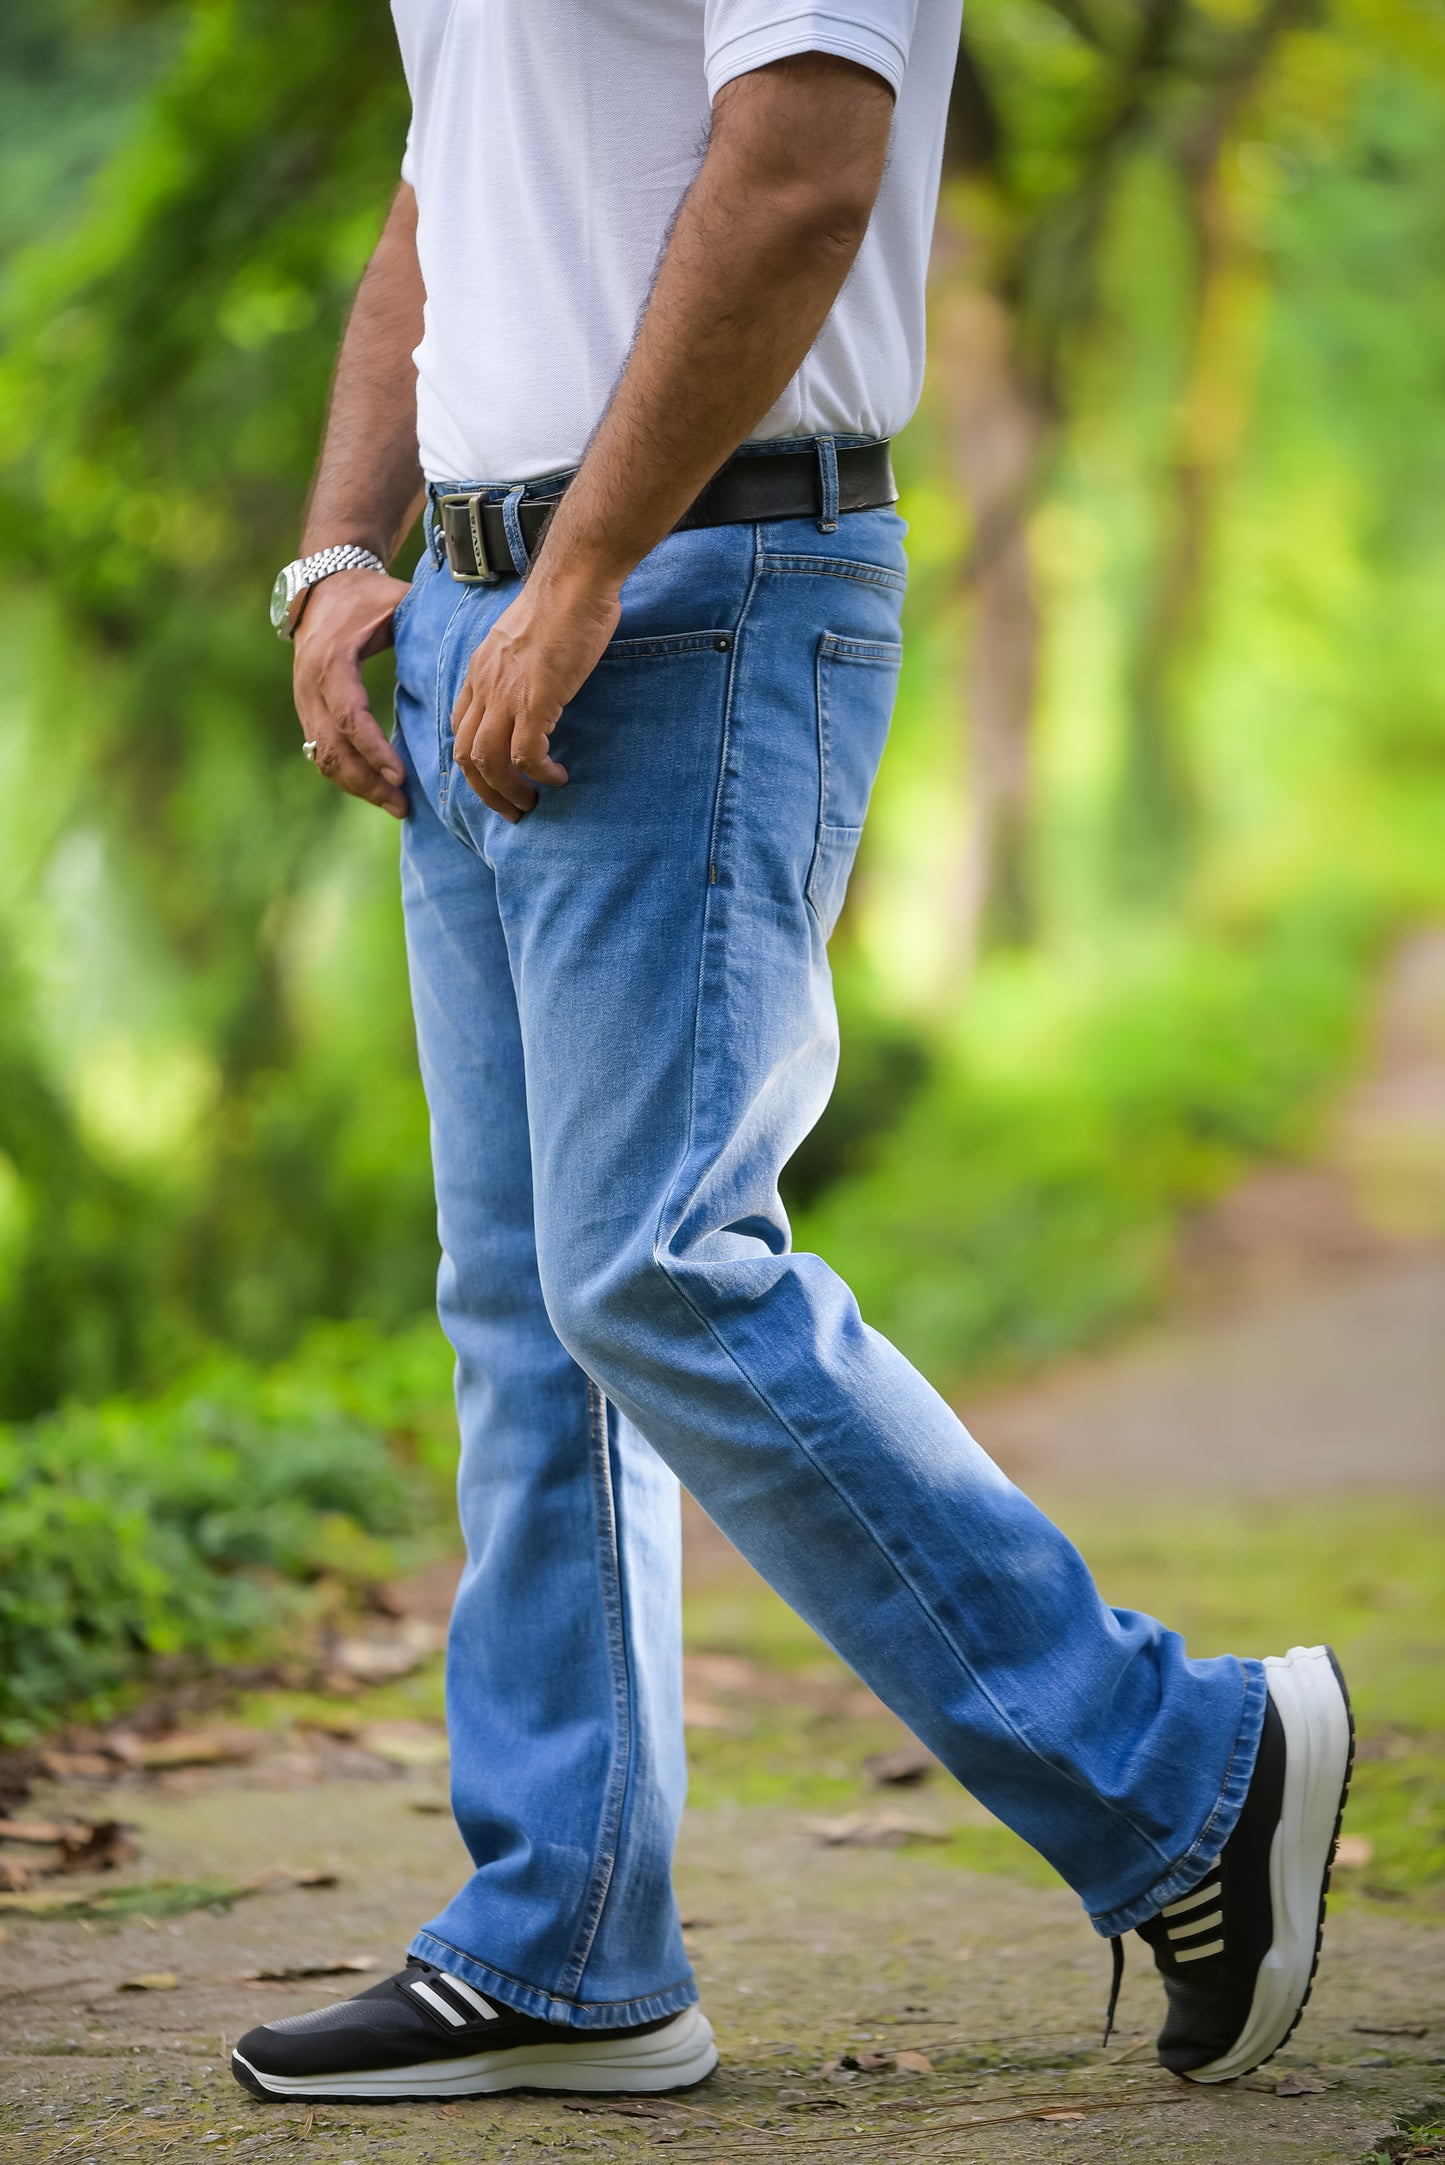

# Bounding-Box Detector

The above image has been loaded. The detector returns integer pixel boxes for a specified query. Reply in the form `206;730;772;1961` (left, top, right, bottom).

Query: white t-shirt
392;1;962;484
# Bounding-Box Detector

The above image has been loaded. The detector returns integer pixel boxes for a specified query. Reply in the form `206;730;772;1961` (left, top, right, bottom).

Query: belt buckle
439;491;500;585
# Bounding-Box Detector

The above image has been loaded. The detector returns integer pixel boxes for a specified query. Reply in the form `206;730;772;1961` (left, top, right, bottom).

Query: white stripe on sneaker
441;1972;499;2020
1175;1938;1226;1963
1162;1880;1221;1916
1167;1910;1224;1941
409;1978;468;2026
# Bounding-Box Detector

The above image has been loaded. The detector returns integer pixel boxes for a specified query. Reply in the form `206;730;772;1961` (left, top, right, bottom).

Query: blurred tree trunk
931;46;1049;973
1115;0;1309;894
931;232;1048;965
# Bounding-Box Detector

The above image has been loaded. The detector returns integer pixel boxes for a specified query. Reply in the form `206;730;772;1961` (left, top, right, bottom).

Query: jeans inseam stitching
556;1379;635;1996
647;549;1172;1866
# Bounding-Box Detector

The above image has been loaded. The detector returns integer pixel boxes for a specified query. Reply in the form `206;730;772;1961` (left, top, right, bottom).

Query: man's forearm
536;55;895;595
301;183;427;564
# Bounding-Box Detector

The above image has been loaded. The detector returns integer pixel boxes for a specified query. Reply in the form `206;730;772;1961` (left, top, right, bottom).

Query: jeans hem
407;1931;699;2030
1087;1656;1269;1937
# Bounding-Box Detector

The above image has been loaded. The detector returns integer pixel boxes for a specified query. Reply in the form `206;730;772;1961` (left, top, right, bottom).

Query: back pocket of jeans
806;632;902;939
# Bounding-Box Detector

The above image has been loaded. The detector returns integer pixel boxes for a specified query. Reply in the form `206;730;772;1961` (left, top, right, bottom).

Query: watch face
269;567;295;631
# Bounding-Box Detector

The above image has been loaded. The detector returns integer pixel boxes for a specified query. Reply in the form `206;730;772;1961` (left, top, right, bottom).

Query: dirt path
3;934;1442;2165
4;1772;1443;2165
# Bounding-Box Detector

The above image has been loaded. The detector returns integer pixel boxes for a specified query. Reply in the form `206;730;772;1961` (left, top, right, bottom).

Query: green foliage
0;0;429;1413
0;1315;454;1740
801;898;1379;1380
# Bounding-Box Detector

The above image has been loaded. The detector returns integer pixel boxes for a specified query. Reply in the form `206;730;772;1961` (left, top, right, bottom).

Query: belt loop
425;495;444;567
501;486;531;576
816;436;839;535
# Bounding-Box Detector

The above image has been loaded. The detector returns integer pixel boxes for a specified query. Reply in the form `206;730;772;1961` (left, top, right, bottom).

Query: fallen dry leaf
109;1727;266;1772
1037;2109;1087;2121
562;2101;673;2119
243;1865;341;1892
243;1957;379;1983
810;1812;948;1848
1354;2023;1427;2039
38;1750;113;1780
682;1697;747;1732
295;1711;363;1741
893;2049;934;2075
1276;2071;1330;2096
862;1745;939;1788
356;1721;449;1769
330;1619;444;1684
0;1818;78;1845
1334;1833;1374;1869
55;1821;137;1877
0;1859;33;1893
118;1971;179;1992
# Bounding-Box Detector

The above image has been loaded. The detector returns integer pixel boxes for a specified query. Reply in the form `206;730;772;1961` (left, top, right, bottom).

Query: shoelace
1101;1876;1225;2045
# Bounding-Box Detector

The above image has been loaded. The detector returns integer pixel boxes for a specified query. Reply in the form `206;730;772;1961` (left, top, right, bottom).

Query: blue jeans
392;485;1266;2029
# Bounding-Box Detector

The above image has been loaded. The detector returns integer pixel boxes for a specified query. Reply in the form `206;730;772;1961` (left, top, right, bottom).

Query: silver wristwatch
270;544;387;640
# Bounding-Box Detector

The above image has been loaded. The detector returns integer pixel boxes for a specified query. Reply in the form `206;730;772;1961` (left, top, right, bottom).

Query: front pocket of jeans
805;632;901;938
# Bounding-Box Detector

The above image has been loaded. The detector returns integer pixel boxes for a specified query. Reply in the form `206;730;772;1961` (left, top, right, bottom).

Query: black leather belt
435;439;895;585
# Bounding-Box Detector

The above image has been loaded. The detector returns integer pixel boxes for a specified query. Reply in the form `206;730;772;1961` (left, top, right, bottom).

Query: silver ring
302;740;319;763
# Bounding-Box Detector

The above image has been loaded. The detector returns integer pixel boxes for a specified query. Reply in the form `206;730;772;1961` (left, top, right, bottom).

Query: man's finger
456;747;526;823
512;713;568;790
475;718;539;815
310;734;407;819
336;702;407;788
450;673;476;740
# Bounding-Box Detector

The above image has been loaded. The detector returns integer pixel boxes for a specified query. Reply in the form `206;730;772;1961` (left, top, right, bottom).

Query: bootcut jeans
391;465;1266;2029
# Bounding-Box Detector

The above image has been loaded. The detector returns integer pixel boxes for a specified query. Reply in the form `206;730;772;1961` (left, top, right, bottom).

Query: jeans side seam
555;1379;634;1996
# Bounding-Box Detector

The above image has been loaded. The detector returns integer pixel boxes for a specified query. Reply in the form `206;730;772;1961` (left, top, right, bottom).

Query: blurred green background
1;0;1443;1762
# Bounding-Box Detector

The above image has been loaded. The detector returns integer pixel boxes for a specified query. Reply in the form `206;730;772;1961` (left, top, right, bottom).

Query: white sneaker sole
232;2004;718;2100
1183;1644;1353;2084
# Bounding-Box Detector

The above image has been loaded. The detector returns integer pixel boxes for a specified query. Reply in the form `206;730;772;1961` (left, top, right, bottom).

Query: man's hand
451;565;622;820
293;569;413;818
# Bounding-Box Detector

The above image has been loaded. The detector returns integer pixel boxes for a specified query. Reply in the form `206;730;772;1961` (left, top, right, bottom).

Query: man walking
238;0;1351;2106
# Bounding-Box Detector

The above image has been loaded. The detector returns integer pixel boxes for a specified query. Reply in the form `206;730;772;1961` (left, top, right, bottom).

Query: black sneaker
231;1958;718;2101
1106;1643;1353;2084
